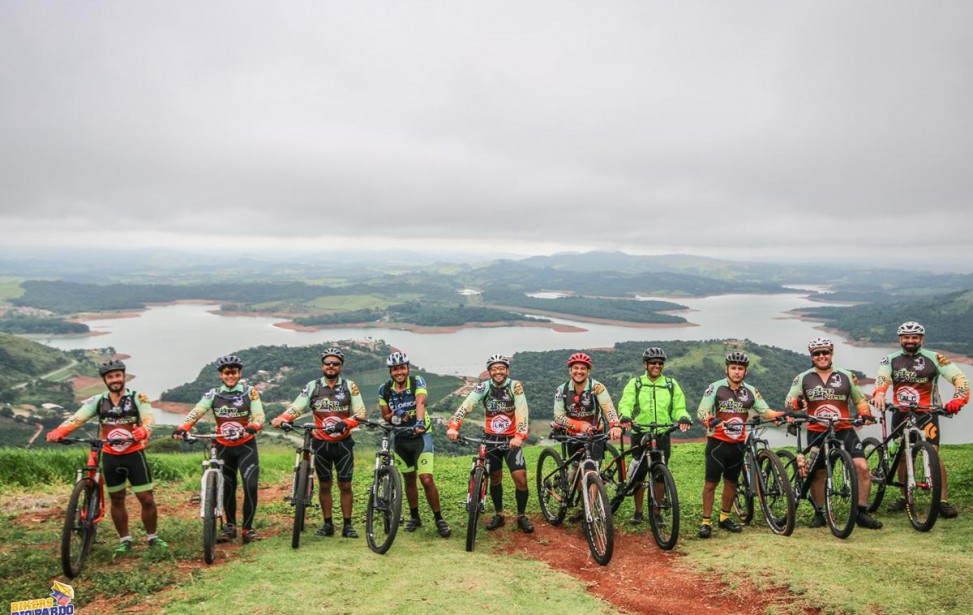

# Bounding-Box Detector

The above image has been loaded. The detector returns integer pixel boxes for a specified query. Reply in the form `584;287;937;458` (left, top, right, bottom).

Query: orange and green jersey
785;367;868;432
697;378;776;443
449;378;529;439
57;389;155;455
553;378;619;434
279;377;366;442
873;348;969;409
182;383;265;447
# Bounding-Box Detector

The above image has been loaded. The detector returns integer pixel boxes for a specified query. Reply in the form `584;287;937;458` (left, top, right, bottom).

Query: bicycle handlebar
885;404;948;416
60;436;137;446
457;435;511;450
357;418;427;434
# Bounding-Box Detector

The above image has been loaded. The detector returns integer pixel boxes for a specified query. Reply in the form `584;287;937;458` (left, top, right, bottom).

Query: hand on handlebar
46;427;69;443
510;435;524;448
704;414;720;429
677;416;692;432
946;399;965;415
132;426;150;442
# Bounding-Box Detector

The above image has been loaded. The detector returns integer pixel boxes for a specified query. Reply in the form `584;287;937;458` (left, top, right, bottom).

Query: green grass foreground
1;439;972;614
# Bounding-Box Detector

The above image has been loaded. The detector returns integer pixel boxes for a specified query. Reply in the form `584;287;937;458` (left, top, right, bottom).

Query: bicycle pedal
189;494;201;505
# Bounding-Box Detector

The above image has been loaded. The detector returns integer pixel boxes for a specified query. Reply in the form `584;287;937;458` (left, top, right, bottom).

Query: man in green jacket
617;347;693;524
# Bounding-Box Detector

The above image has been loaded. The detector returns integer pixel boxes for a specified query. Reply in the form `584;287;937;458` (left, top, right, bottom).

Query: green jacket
617;373;691;432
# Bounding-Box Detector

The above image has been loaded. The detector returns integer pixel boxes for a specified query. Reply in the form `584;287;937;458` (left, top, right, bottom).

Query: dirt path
500;522;815;615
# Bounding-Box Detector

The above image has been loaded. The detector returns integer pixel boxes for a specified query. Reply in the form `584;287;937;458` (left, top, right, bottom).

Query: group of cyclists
45;320;969;556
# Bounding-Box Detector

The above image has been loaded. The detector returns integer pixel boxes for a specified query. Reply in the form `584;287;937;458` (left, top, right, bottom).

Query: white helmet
897;321;925;336
807;337;834;353
386;351;410;367
486;353;510;368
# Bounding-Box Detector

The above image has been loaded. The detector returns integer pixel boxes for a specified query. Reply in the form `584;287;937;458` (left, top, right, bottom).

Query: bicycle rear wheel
733;455;754;525
647;463;679;551
291;459;310;549
536;447;568;524
600;444;627;513
861;437;888;513
202;471;219;564
756;449;795;536
466;466;486;552
61;479;97;579
366;466;403;554
906;441;941;532
825;448;858;539
582;472;614;565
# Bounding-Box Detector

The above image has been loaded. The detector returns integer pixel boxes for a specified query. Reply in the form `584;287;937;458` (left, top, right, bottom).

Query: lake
40;293;973;443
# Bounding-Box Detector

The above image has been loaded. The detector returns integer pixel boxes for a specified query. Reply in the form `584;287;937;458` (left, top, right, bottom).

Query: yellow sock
719;510;731;522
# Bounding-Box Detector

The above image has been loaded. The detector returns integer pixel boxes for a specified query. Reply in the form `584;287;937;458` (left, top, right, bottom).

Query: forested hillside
0;332;74;390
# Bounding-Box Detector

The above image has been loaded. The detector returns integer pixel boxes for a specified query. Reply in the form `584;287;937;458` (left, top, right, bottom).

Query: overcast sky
1;2;971;270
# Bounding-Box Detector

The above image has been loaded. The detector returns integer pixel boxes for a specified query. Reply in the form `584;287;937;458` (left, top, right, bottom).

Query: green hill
0;332;74;390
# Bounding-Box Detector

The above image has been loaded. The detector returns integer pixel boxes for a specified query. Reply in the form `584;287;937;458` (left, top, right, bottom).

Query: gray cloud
1;2;971;269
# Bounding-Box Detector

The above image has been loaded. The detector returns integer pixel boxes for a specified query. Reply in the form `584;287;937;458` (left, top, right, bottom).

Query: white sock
119;535;132;543
146;533;157;542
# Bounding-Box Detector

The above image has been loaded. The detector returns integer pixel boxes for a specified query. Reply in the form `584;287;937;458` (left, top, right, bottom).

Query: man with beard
870;321;970;518
378;351;451;537
272;347;366;538
447;353;534;533
785;337;882;529
696;351;783;538
47;359;165;554
173;354;265;544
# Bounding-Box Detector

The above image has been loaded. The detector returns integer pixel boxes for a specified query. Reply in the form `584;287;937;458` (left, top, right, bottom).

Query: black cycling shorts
806;429;864;462
703;437;745;484
890;411;940;446
102;449;153;493
312;437;356;483
486;438;527;474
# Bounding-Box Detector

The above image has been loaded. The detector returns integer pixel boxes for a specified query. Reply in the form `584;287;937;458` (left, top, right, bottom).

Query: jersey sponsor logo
936;353;952;367
474;382;487;394
554;389;565;401
704;384;715;397
831;373;843;388
300;384;311;397
219;420;246;438
489;415;512;433
914;356;927;371
880;356;890;366
722;416;745;440
812;404;842;422
895;386;920;406
738;388;750;403
321;415;344;431
924;422;938;441
107;427;133;453
204;390;216;399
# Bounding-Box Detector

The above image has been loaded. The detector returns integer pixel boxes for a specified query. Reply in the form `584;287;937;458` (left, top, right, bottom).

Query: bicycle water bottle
567;460;579;486
805;446;820;473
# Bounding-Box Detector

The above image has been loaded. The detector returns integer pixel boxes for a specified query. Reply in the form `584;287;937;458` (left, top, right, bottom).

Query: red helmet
567;352;593;368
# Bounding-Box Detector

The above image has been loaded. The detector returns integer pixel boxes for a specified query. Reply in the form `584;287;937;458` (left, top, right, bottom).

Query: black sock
490;484;503;513
343;517;352;526
325;517;333;525
433;510;443;522
410;507;420;520
516;488;529;516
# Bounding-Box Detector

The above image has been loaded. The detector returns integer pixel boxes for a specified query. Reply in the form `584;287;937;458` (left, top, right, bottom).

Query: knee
337;481;353;494
419;474;435;487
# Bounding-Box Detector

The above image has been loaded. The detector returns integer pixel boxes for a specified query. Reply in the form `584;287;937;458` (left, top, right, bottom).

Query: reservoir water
40;293;973;443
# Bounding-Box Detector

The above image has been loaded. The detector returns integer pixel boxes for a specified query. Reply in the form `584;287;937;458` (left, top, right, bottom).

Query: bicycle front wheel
582;472;614;565
466;466;487;552
291;459;311;549
733;455;754;525
61;479;97;579
861;437;888;513
825;448;858;539
366;466;403;554
906;441;941;532
756;449;796;536
536;447;568;524
647;463;679;551
202;471;219;564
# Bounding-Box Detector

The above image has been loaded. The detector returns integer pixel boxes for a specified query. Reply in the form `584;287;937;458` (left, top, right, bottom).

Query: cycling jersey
378;375;432;432
449;378;529;439
553;378;619;434
873;348;970;409
697;378;775;443
785;367;868;432
617;374;690;430
183;384;265;447
57;389;155;456
280;377;366;442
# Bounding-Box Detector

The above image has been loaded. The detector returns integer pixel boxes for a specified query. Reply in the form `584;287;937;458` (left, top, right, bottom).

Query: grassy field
1;439;971;614
0;278;25;300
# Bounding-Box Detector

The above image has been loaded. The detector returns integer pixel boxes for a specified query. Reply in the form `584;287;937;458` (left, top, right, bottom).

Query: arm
552;385;569;429
174;392;214;437
246;387;265;433
670;380;692;430
616;378;637;421
134;392;156;439
784;374;804;412
871;356;893;410
345;380;367;427
47;396;99;441
593;381;622;441
937;355;969;413
271;382;313;427
750;386;783;421
511;381;529;445
414;376;429;430
849;372;873;422
697;383;717;423
448;385;483;434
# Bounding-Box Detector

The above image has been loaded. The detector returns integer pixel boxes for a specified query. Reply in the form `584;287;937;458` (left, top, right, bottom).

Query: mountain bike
862;404;945;531
776;414;860;539
599;420;680;550
280;422;330;549
58;436;135;578
357;419;416;554
181;432;230;564
718;416;796;536
537;429;614;565
458;435;510;552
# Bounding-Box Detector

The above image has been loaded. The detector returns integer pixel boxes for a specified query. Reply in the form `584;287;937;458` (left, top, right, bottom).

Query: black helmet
642;347;667;362
216;355;243;371
725;351;750;366
321;347;345;364
98;359;127;376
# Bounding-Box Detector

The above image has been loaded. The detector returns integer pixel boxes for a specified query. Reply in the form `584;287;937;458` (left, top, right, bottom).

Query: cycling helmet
567;352;593;368
386;351;410;367
807;337;834;353
725;351;750;366
98;359;127;376
486;353;510;368
642;347;667;361
897;321;925;336
216;355;243;371
320;347;344;364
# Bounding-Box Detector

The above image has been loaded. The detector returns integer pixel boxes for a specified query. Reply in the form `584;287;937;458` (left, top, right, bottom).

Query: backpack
632;376;674;421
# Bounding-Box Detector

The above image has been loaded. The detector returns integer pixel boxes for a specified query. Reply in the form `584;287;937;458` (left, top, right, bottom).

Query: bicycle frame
872;405;942;492
606;422;678;511
555;431;608;514
184;434;227;523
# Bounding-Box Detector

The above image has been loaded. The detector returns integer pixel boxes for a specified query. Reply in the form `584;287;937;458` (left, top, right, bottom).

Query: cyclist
696;351;784;538
870;321;970;518
617;347;693;525
46;359;166;554
271;347;366;538
173;355;265;544
785;337;882;529
446;353;534;533
378;351;451;538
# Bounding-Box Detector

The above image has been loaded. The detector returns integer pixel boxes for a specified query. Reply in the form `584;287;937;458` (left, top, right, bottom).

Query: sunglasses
645;360;665;366
220;368;241;375
322;361;342;366
811;350;832;357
